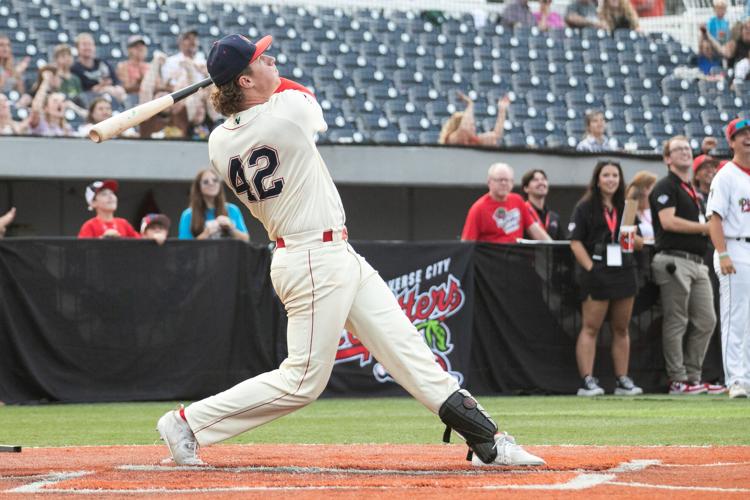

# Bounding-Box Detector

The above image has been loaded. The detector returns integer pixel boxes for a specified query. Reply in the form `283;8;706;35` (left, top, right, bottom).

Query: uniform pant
185;229;460;446
714;248;750;388
652;253;716;382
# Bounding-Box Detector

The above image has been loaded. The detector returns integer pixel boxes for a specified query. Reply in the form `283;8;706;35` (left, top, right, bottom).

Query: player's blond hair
210;66;253;117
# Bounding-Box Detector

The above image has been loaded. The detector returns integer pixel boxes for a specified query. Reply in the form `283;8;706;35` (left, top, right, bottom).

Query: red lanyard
526;201;550;229
680;182;701;210
603;207;618;243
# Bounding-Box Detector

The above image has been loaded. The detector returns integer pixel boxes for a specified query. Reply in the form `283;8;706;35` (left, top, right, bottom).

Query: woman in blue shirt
179;168;249;241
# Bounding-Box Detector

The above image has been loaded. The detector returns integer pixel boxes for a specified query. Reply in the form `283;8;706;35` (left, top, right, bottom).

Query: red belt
276;228;347;249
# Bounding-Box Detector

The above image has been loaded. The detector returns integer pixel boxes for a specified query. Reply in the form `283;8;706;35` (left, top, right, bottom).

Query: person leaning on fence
78;179;140;239
521;168;562;240
140;213;170;246
568;159;644;397
178;168;249;241
438;91;509;147
649;136;722;395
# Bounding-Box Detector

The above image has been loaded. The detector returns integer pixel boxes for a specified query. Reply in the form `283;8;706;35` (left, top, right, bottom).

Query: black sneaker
577;375;604;396
614;375;643;396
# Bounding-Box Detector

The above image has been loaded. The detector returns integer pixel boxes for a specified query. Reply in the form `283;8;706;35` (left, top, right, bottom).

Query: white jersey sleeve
273;89;327;135
706;165;732;219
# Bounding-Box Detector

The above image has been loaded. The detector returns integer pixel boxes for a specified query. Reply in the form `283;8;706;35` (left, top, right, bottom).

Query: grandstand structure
0;0;746;153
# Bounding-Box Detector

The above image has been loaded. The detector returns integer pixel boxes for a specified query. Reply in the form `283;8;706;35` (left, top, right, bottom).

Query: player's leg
159;244;358;462
728;261;750;393
344;254;543;466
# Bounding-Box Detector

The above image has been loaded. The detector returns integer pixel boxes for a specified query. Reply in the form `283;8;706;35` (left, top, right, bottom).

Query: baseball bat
89;76;213;143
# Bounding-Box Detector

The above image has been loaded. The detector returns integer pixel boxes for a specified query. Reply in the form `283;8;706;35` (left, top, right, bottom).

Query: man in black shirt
521;169;562;240
649;136;718;395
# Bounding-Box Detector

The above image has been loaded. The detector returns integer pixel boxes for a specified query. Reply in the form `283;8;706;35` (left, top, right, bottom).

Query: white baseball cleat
728;381;748;399
156;406;204;466
471;432;546;466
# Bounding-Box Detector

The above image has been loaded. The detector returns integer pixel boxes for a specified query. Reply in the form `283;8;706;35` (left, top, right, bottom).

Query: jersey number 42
228;146;284;202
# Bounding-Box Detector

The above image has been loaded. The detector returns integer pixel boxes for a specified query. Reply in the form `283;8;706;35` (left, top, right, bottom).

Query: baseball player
156;34;544;468
707;118;750;399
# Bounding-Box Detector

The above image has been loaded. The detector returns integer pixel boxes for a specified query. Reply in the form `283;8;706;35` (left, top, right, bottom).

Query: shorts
579;265;638;301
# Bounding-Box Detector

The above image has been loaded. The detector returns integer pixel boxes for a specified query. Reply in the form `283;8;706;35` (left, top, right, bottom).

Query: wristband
719;252;730;260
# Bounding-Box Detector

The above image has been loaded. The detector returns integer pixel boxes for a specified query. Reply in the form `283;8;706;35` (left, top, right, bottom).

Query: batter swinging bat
88;76;213;143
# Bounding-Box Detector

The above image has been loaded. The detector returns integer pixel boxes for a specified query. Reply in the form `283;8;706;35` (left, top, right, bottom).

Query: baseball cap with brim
140;213;171;233
725;117;750;141
85;179;118;206
127;35;147;48
692;154;709;173
207;34;272;86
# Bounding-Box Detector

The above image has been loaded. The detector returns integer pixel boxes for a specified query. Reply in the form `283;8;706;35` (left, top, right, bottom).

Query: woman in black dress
569;160;644;396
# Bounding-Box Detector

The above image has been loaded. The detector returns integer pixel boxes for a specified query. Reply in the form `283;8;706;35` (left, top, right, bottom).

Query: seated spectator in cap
179;169;249;241
461;163;551;243
599;0;640;32
521;169;562;239
0;93;28;135
692;154;718;210
626;171;658;243
78;180;140;239
707;0;730;44
161;29;207;90
0;207;16;237
71;33;126;103
439;91;509;147
630;0;664;18
116;35;150;106
502;0;536;28
565;0;607;29
576;110;616;152
29;70;74;137
0;34;30;95
534;0;565;31
141;213;170;245
53;44;83;102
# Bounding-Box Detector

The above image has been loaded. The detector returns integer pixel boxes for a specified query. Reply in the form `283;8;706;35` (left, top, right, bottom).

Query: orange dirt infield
2;444;750;499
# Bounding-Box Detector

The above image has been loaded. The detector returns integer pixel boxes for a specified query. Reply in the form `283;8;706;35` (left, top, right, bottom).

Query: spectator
0;34;30;94
0;93;28;135
599;0;640;32
569;159;643;397
501;0;535;28
438;91;509;147
0;207;15;237
29;70;74;137
140;213;170;245
706;18;750;69
707;0;730;45
71;33;126;103
707;118;750;398
692;154;718;209
693;36;723;77
630;0;664;18
732;45;750;87
534;0;565;31
179;168;249;241
701;136;718;155
626;171;657;243
576;110;616;152
76;96;137;139
161;28;207;90
116;35;150;106
78;179;140;239
52;44;83;103
461;163;551;243
565;0;608;29
521;168;562;239
649;136;719;395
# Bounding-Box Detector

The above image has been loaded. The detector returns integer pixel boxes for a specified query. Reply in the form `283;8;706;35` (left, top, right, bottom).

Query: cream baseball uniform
706;161;750;388
183;88;459;445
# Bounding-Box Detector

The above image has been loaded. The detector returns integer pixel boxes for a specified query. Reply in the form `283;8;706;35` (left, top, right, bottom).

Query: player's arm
709;213;735;274
276;84;327;133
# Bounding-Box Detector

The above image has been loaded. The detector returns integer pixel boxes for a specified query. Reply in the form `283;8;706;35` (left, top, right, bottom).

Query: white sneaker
728;382;748;399
156;406;204;465
577;375;605;396
471;432;545;466
614;375;643;396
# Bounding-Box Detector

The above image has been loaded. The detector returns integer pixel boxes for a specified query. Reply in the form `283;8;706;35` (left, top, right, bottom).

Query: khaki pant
652;252;716;382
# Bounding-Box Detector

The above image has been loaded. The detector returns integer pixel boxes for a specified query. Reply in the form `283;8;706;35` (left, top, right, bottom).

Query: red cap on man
725;118;750;142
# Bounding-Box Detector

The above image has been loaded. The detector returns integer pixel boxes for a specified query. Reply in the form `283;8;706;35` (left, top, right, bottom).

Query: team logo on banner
334;257;466;385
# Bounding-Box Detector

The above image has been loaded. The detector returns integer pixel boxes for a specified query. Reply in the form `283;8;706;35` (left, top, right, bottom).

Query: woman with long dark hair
178;168;249;241
569;160;643;396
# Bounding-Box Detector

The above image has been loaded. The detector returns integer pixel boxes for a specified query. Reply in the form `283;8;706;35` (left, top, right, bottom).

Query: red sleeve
461;203;481;241
78;219;97;238
274;77;315;98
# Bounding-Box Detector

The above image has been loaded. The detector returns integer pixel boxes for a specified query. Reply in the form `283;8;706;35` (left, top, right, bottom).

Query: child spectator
0;207;15;237
534;0;565;31
707;0;730;45
179;169;249;241
576;110;616;152
599;0;640;32
29;70;74;137
116;35;150;107
0;35;30;95
78;179;140;239
140;213;170;245
0;93;28;135
439;91;509;147
53;44;83;102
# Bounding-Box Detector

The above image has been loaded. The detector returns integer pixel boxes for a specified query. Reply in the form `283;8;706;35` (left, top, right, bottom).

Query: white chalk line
608;481;750;493
9;472;91;493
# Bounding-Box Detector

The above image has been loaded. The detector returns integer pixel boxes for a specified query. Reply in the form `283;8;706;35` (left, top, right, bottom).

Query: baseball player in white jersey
156;34;544;467
707;118;750;399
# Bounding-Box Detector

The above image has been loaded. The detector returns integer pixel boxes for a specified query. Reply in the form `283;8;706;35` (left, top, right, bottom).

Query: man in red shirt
461;163;551;243
78;179;140;239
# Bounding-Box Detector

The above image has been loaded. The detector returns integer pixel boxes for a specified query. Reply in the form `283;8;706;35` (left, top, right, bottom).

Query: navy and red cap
207;34;272;86
140;213;171;233
725;117;750;142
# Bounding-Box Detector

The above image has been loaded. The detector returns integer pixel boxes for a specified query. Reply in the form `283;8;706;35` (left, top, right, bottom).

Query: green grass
1;396;748;447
